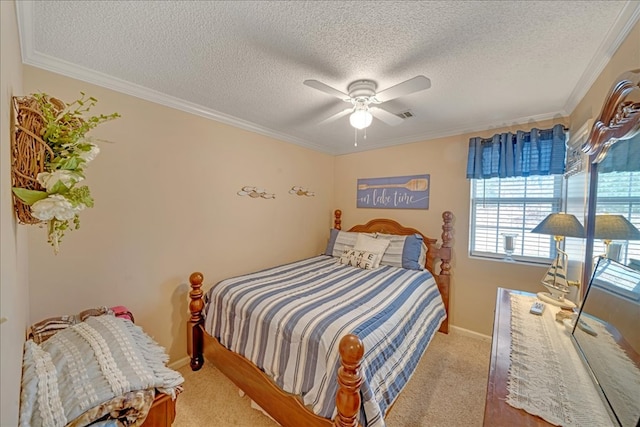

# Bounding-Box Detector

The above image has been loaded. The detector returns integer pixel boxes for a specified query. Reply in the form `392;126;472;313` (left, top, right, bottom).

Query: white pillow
354;234;390;268
325;229;376;258
418;242;427;270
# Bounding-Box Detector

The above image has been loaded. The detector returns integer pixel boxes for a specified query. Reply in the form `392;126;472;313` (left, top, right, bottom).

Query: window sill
468;253;550;268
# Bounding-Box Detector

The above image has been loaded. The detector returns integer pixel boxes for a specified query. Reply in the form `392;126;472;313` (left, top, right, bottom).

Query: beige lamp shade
531;213;585;238
594;215;640;240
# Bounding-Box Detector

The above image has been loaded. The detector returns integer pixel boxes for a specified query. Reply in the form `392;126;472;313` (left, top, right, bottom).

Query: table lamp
531;213;585;307
594;214;640;261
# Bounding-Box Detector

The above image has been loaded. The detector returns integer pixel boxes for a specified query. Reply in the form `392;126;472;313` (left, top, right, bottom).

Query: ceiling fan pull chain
364;127;367;140
354;128;358;147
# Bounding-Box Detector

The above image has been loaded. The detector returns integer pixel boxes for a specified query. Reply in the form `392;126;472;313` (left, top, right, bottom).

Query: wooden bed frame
187;210;454;427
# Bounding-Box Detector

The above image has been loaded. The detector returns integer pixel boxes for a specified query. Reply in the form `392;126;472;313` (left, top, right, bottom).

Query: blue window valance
598;133;640;173
466;124;566;179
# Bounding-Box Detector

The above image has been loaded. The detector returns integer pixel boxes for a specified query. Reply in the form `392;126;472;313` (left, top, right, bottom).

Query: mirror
572;69;640;427
571;256;640;427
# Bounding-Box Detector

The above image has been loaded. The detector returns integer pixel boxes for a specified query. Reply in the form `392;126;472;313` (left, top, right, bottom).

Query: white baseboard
169;356;190;370
450;325;492;342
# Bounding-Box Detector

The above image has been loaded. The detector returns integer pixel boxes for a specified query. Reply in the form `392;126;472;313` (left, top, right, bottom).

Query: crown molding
15;2;334;155
563;1;640;115
22;52;333;154
335;109;569;155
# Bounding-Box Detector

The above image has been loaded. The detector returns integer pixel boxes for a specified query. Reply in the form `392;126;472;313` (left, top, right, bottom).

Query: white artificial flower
36;170;83;192
77;143;100;163
31;194;77;221
73;203;87;213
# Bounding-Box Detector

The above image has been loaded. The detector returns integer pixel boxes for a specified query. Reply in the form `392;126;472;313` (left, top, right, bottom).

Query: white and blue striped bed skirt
203;255;446;427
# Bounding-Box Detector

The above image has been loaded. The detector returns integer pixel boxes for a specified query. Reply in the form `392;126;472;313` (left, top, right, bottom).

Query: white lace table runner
506;294;614;426
572;314;640;426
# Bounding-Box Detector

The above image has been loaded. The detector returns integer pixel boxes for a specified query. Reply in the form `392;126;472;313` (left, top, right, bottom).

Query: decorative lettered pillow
338;249;378;270
353;233;390;268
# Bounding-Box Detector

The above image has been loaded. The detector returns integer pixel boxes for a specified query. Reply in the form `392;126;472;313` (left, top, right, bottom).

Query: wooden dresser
483;288;554;426
141;392;177;427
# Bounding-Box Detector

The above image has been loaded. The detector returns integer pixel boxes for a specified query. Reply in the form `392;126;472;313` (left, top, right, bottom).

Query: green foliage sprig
12;92;120;253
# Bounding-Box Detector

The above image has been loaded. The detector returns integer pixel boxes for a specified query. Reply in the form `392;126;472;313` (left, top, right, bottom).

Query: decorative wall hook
237;186;275;199
289;186;315;197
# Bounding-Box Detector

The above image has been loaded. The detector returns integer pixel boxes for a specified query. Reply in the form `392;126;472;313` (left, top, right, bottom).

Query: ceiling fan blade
317;107;353;125
370;106;404;126
375;75;431;103
304;80;350;101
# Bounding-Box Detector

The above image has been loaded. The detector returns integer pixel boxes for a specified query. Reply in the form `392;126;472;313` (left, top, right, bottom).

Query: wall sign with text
357;174;430;209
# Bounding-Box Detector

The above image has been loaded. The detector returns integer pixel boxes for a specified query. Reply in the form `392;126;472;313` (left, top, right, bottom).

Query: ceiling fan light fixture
350;109;373;129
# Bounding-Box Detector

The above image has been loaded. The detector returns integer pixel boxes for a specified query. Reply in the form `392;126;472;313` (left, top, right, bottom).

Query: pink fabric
111;306;135;322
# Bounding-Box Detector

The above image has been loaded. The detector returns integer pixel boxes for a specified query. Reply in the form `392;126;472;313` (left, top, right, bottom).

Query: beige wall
0;1;30;425
585;288;640;352
22;66;335;363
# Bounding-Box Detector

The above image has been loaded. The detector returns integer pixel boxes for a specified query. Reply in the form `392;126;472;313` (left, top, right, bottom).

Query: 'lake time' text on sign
357;174;430;209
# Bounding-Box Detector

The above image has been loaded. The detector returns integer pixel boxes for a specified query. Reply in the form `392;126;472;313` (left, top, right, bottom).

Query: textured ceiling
15;1;640;155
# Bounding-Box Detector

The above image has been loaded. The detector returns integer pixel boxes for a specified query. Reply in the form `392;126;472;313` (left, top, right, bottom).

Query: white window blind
470;175;564;261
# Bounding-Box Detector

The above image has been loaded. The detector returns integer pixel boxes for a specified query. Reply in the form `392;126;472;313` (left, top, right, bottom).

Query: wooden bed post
439;211;453;276
334;209;342;230
188;272;205;371
437;211;453;333
334;334;364;427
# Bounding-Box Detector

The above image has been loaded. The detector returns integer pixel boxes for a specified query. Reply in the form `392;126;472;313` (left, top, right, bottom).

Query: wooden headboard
332;209;454;333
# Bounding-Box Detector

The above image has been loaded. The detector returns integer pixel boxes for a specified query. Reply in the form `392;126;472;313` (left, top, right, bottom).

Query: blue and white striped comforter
203;255;446;427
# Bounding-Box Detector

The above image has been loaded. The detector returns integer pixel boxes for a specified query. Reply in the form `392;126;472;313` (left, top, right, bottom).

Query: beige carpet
174;330;491;427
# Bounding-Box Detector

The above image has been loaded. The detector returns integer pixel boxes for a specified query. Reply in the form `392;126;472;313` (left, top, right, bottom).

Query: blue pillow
325;229;340;256
376;233;424;270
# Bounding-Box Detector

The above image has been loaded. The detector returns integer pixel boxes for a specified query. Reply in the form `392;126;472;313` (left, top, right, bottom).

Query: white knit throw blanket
569;313;640;426
20;315;184;427
506;294;614;426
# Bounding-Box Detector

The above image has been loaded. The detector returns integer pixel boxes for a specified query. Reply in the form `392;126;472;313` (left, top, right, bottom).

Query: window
592;257;640;301
470;175;565;262
594;171;640;265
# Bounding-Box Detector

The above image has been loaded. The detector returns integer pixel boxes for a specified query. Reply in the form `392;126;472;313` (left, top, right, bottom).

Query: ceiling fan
303;75;431;129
